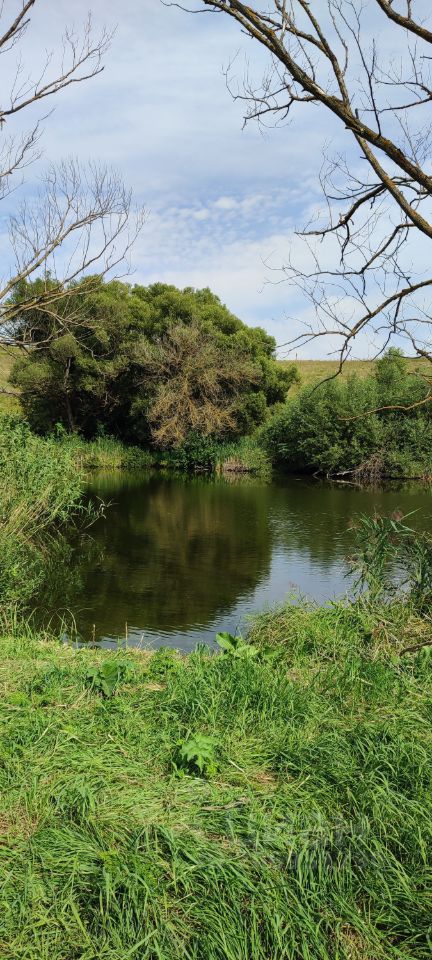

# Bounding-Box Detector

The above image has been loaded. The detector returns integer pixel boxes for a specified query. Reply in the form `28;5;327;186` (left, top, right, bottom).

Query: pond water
56;471;432;651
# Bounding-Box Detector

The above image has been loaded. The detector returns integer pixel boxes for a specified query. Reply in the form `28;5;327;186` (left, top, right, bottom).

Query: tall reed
0;417;84;606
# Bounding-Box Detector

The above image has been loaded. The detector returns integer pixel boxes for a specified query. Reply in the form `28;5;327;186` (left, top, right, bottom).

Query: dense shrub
260;350;432;478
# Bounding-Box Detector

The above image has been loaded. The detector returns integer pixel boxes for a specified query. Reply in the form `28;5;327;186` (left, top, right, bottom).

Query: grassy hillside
280;357;431;388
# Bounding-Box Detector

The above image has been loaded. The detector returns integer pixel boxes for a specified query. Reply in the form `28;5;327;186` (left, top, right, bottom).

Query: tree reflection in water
51;472;432;649
64;472;273;646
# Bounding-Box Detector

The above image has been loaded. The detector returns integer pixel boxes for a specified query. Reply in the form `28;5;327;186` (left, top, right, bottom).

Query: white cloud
192;209;211;221
214;197;238;211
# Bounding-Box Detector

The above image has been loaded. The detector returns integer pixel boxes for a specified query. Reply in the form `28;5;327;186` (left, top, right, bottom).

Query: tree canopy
10;279;296;446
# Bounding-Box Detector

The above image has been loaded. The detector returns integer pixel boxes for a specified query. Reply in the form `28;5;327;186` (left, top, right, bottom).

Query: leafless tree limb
0;2;142;351
186;1;432;372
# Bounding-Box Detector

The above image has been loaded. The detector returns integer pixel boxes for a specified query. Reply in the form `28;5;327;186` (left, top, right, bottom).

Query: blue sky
1;0;422;357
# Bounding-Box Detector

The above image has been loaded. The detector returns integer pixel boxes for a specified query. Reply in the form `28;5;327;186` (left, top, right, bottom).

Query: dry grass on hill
280;357;430;390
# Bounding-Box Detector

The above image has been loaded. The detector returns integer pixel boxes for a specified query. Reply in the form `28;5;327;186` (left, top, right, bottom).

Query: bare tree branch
0;2;142;352
0;13;112;123
375;0;432;45
186;1;432;369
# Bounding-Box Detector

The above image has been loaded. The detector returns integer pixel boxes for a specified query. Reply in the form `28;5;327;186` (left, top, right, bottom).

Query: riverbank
1;599;431;958
2;412;432;957
52;431;271;477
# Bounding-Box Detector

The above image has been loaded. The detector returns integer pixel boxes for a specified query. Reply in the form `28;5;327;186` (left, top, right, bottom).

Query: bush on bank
260;349;432;478
9;279;296;446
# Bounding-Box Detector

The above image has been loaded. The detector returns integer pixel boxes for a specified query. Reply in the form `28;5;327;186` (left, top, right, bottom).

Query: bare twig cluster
136;321;259;445
0;2;143;349
187;1;432;378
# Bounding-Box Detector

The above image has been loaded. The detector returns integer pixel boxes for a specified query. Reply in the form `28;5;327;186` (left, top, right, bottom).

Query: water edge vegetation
1;403;432;956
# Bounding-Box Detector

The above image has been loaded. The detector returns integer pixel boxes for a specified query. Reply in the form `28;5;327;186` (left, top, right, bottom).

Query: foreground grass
1;602;431;959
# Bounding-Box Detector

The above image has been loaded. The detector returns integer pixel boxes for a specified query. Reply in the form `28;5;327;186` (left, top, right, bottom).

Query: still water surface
59;471;432;651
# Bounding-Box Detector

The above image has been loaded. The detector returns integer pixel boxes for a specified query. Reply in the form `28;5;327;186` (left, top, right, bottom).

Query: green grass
0;417;84;607
0;348;21;414
217;436;271;476
0;601;431;958
281;357;431;390
58;433;155;472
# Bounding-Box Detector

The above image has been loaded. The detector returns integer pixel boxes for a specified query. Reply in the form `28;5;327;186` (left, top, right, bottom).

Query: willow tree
185;1;432;382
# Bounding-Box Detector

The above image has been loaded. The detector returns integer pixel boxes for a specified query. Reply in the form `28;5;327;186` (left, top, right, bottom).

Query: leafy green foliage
260;349;432;478
156;431;229;471
10;279;295;448
173;733;219;777
154;432;271;475
85;659;133;697
216;631;259;659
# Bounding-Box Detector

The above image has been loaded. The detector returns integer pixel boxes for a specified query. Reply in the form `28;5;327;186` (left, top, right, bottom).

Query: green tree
10;280;139;436
131;320;261;447
10;279;296;446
